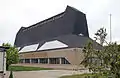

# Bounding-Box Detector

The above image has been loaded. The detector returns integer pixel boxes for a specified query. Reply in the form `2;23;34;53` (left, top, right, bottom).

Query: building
14;6;102;68
0;46;9;75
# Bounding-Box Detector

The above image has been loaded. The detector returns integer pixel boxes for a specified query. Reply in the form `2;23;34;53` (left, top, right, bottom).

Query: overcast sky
0;0;120;45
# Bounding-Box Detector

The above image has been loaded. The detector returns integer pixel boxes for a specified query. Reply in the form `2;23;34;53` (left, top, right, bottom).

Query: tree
103;43;120;78
82;27;120;77
82;42;103;73
94;27;107;45
82;42;120;78
2;43;19;70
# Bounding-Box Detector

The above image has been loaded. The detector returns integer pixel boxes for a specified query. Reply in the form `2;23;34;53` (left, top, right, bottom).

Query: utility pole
110;14;112;43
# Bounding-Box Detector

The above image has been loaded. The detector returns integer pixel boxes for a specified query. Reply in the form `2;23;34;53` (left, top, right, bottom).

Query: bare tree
94;27;107;45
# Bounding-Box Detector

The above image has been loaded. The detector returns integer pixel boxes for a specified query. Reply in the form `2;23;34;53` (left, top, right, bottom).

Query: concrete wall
19;48;85;65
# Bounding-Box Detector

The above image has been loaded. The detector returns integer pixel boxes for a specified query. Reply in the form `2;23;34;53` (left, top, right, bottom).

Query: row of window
20;57;70;64
23;13;65;32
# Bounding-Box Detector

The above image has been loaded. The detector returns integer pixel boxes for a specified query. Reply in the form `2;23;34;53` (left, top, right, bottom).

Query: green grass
8;66;52;71
60;73;108;78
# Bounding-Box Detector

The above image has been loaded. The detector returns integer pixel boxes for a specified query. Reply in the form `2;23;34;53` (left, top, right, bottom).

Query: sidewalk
5;70;89;78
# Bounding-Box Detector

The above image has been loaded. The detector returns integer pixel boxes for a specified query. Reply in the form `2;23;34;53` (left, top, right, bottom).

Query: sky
0;0;120;45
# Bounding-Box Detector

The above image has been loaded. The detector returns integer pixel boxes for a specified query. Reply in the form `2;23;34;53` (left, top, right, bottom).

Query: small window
61;58;70;64
25;59;30;63
31;58;38;63
49;58;60;64
39;58;48;64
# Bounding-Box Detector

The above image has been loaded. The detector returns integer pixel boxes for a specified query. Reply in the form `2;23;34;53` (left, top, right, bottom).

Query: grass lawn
8;66;52;71
60;73;108;78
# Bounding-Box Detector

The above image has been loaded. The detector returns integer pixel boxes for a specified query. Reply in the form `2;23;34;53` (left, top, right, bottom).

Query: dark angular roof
0;46;10;52
14;6;89;47
18;34;102;53
37;34;102;50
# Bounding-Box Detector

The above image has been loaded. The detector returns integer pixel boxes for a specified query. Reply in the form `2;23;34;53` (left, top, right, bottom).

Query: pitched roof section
14;6;89;47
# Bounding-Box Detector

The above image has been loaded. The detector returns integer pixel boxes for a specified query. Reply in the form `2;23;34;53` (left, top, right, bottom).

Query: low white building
0;46;9;75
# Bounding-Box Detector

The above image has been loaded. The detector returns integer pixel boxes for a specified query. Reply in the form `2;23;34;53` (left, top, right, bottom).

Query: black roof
36;34;102;50
14;6;89;47
14;6;102;51
19;34;102;53
0;46;10;52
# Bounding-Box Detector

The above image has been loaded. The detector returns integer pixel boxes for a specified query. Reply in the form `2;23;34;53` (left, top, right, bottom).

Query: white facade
0;51;6;73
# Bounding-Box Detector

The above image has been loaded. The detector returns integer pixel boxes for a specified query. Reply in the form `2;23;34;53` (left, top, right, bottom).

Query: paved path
5;70;89;78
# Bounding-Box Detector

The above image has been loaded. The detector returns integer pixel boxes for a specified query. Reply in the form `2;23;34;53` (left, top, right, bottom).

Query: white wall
0;52;6;73
0;52;3;72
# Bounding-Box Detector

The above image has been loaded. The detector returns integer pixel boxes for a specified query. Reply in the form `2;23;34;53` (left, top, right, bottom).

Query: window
39;58;48;64
88;57;101;66
31;58;38;63
61;58;70;64
49;58;60;64
25;59;30;63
